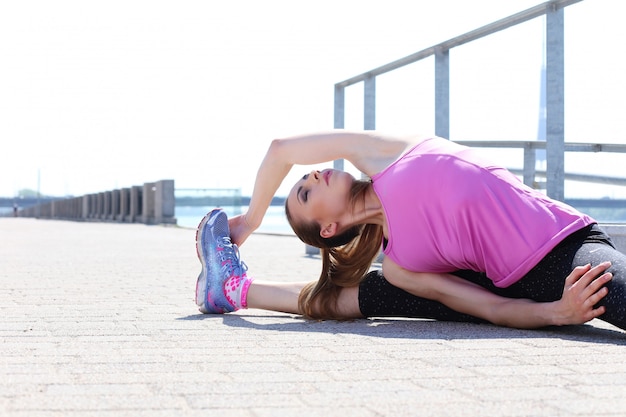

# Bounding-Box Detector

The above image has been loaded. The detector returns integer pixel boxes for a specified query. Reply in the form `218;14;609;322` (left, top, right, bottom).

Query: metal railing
331;0;626;201
454;140;626;189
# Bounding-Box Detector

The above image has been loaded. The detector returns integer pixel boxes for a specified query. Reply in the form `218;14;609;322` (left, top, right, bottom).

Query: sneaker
195;209;248;313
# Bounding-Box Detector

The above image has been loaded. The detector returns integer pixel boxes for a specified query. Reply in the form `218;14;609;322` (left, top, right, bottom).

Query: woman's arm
382;258;613;329
229;130;412;245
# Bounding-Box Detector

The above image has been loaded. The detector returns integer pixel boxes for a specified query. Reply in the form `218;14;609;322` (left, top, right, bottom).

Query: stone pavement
1;218;625;417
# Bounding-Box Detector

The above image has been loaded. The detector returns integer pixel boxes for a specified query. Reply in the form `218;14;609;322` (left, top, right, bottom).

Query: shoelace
216;236;248;277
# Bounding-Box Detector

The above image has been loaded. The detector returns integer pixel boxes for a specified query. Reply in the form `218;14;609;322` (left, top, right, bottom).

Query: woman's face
286;169;355;231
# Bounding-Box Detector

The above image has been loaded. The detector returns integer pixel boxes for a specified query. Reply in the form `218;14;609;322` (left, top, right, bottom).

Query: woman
196;207;612;329
201;130;625;329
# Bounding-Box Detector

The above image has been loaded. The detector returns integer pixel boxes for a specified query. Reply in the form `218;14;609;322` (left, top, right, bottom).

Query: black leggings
358;224;626;330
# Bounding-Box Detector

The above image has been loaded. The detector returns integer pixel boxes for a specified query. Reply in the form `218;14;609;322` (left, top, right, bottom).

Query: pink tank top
372;137;594;287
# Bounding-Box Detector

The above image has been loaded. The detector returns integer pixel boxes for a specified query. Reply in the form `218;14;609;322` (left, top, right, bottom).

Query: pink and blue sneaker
195;209;248;313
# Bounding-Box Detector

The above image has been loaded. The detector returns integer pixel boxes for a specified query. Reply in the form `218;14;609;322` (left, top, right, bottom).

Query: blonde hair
285;179;384;320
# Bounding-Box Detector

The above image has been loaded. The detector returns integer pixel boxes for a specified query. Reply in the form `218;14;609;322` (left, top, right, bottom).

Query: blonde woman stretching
195;130;624;330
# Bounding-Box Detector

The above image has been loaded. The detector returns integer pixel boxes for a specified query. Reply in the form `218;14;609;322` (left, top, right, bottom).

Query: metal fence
332;0;625;201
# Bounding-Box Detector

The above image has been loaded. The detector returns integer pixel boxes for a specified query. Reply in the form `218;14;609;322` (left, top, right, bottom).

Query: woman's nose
306;170;319;183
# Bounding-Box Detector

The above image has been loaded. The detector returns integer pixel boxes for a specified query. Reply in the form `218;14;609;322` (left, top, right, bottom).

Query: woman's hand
228;214;256;246
550;262;613;326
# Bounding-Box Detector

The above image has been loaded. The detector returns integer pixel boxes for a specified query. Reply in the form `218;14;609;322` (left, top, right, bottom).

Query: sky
1;0;625;199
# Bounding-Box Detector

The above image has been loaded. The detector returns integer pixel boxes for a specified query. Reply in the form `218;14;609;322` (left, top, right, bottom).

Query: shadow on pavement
178;312;626;345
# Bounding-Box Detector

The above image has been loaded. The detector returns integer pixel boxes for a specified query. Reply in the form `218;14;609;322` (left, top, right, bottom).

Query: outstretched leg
246;271;488;323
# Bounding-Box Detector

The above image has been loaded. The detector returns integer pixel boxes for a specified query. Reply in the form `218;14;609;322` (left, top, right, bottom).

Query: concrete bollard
119;188;130;222
82;196;89;220
142;182;156;225
154;180;176;224
111;189;120;221
104;191;112;220
129;186;142;223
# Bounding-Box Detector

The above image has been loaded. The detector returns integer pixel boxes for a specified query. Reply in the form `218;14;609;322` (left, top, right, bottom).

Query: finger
580;271;613;299
577;277;610;306
586;261;612;279
585;284;610;306
587;305;606;320
575;261;612;289
565;264;591;286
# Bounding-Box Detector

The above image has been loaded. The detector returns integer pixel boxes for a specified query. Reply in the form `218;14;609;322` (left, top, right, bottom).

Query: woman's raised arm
229;130;410;245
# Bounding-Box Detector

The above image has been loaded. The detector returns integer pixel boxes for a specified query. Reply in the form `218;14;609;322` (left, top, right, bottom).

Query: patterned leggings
358;224;626;330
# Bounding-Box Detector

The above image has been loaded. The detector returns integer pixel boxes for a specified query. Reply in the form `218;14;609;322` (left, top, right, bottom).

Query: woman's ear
320;222;338;238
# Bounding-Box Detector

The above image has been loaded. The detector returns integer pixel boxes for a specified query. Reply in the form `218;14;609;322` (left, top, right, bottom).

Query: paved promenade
1;218;625;417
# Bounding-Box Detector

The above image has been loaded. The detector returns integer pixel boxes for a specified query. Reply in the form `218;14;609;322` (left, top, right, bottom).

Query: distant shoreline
0;195;287;207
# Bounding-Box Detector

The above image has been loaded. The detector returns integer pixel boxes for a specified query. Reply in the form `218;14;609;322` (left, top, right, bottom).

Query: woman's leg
357;270;487;323
245;271;490;323
496;224;626;330
246;280;309;314
571;232;626;329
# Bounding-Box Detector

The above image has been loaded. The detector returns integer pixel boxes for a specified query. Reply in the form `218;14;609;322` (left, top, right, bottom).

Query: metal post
364;76;376;130
545;4;565;201
523;145;537;187
309;84;348;255
333;84;345;171
435;47;450;139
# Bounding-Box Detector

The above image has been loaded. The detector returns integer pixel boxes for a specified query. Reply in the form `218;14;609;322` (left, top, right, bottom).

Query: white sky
1;0;625;199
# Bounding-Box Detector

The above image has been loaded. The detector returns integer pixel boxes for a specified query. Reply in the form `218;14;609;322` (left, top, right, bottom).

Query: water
174;202;626;232
175;205;293;235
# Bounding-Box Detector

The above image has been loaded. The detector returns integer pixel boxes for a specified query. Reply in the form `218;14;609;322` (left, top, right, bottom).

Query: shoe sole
195;209;223;312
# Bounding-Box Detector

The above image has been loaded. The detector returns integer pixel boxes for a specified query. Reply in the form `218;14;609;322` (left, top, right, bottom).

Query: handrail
455;141;626;153
335;0;582;89
453;140;626;188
